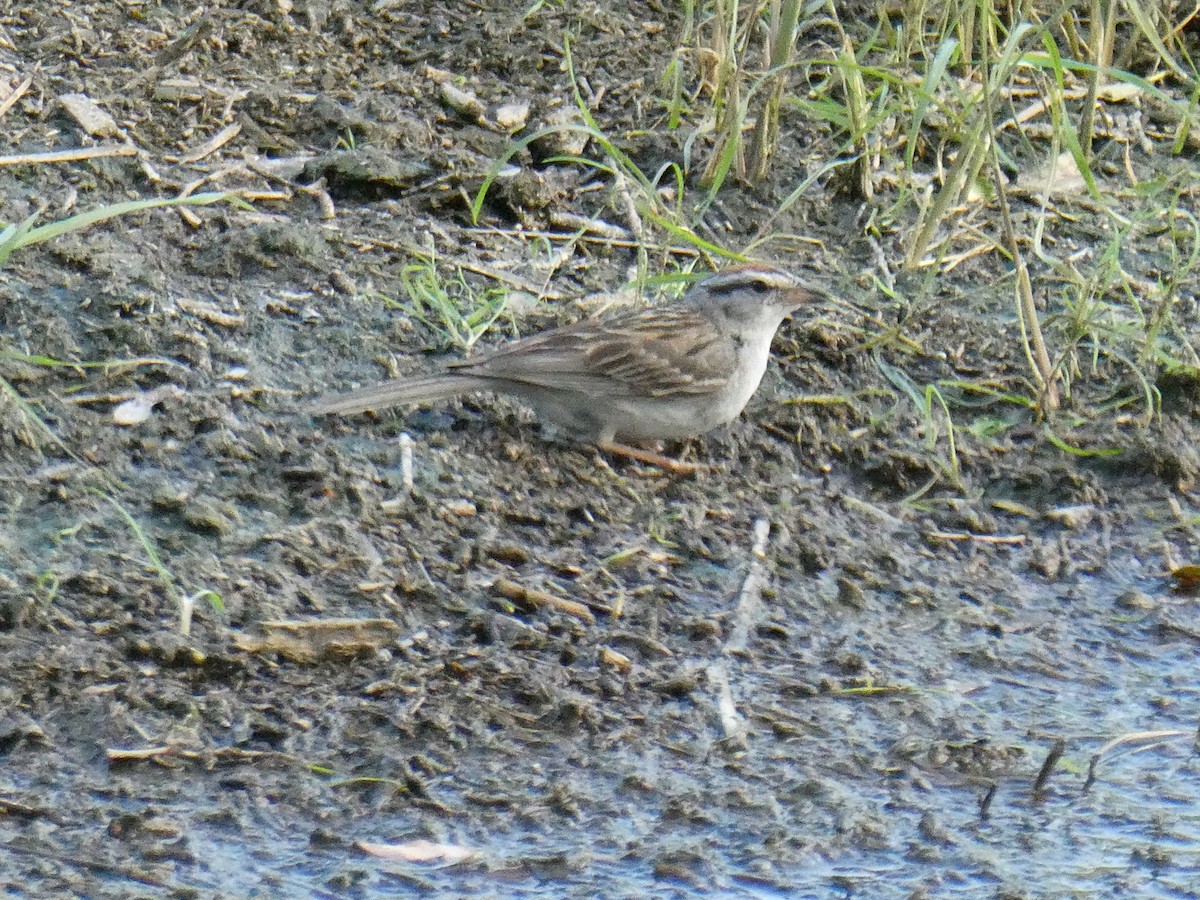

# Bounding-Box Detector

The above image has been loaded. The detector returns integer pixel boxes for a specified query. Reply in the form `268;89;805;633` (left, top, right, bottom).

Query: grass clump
397;257;514;352
463;2;1198;459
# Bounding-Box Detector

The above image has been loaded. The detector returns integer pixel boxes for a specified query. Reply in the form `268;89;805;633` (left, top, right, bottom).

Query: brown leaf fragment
176;298;246;328
492;577;595;624
233;618;399;663
1170;564;1200;592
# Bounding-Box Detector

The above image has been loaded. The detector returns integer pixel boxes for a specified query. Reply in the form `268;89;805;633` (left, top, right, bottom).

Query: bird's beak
784;282;833;313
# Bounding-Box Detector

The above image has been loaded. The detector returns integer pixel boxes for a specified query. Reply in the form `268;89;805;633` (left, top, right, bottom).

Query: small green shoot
522;0;563;19
877;357;962;489
34;572;60;608
1043;425;1122;458
94;490;223;636
0;192;233;268
963;415;1014;441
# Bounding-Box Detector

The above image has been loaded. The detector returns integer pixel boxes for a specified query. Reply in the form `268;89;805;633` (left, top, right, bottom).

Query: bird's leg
598;440;706;475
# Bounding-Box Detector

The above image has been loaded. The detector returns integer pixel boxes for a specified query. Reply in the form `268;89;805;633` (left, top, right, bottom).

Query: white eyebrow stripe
702;267;798;291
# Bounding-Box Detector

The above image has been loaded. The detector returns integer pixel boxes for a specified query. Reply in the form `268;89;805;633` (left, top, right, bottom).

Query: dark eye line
709;277;773;296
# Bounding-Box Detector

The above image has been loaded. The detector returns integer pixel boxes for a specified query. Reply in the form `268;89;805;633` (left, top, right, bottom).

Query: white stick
398;432;415;493
725;518;771;654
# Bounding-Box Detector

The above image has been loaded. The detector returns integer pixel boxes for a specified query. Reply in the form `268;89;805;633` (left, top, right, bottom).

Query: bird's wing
450;307;734;399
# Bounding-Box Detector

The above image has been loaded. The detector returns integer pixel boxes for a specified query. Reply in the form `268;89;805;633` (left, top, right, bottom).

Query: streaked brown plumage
313;264;826;465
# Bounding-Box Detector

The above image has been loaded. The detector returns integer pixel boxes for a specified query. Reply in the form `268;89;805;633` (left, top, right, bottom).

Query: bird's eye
746;279;773;294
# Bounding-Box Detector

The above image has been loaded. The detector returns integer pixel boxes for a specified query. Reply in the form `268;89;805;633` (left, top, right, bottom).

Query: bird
311;263;827;472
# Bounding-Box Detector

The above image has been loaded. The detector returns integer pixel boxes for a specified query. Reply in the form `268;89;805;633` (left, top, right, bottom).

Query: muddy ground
2;2;1200;897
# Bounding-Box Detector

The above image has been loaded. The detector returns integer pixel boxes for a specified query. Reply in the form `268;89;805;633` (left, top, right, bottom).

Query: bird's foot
598;441;706;475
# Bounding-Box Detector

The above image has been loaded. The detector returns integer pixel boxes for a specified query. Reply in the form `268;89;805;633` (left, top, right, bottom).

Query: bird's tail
310;373;476;416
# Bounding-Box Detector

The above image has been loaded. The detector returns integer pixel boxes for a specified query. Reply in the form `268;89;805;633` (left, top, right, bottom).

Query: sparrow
312;264;826;471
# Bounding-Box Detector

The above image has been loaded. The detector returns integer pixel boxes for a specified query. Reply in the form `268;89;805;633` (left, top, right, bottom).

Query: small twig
703;519;773;751
609;630;672;657
840;494;904;527
398;432;415;494
547;210;630;240
0;142;138;167
926;530;1026;545
108;745;288;765
237;189;291;203
177;121;242;164
298;177;337;220
176;298;245;327
705;661;747;748
467;225;703;257
1083;729;1193;792
607;155;648;281
0;75;32;119
178;166;248;198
